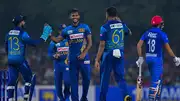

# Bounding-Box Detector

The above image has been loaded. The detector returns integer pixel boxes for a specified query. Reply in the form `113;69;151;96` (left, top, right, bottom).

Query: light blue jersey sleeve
48;41;56;60
100;26;107;41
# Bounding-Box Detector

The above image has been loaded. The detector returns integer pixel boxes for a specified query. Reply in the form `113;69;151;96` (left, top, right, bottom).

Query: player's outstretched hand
40;23;52;42
136;57;144;67
173;57;180;66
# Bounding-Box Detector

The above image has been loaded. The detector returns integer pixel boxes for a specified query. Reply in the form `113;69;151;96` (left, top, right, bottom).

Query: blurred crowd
1;41;180;86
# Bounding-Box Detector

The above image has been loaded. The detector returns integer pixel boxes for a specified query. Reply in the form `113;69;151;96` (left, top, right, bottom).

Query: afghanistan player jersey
100;20;130;52
61;23;91;60
48;39;69;62
140;27;169;58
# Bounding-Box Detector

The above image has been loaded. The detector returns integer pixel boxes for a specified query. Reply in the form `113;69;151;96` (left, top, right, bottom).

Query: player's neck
72;21;79;26
107;17;116;21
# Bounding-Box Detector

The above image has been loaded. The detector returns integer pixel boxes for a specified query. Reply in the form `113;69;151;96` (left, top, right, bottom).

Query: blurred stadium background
1;0;180;100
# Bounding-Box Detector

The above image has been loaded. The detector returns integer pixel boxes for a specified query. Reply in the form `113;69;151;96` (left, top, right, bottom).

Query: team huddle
5;6;180;101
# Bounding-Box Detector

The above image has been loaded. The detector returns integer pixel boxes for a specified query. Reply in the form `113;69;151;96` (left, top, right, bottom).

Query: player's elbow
137;43;142;50
88;42;92;48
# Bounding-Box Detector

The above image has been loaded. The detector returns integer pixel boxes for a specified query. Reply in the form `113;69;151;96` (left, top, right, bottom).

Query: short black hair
70;8;80;14
106;6;117;17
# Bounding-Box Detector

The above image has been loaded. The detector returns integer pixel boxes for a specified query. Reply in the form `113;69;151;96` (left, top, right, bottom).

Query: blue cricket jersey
140;27;169;58
5;27;43;64
100;20;130;53
48;39;69;64
61;23;91;60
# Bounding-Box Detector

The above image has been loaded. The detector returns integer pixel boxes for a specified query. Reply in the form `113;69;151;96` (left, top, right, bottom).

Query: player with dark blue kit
5;15;52;101
136;15;180;101
49;8;92;101
95;7;132;101
48;24;70;101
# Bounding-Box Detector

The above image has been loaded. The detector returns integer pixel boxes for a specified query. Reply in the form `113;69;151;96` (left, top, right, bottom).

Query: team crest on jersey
65;42;68;46
69;33;84;39
57;47;69;52
78;28;85;32
67;30;73;34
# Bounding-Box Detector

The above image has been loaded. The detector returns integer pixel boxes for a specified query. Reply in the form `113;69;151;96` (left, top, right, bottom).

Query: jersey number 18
148;39;156;52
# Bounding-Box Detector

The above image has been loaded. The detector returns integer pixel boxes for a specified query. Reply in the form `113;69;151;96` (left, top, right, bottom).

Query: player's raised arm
50;33;64;43
22;32;44;47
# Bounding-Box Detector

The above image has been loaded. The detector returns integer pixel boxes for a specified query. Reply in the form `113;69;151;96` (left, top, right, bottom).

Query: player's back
6;27;26;65
141;27;168;63
102;20;126;53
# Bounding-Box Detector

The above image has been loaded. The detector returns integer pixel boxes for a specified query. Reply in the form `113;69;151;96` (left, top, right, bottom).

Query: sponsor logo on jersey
9;30;20;35
69;33;84;39
110;23;123;29
55;43;60;47
57;47;69;52
78;28;85;32
148;32;157;38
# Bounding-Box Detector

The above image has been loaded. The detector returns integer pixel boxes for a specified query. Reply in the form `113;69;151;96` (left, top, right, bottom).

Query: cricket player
48;24;70;101
5;15;51;101
95;7;132;101
49;8;92;101
136;15;180;101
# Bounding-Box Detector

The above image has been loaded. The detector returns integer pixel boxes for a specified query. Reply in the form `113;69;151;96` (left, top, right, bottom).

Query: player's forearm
82;42;92;54
164;43;176;57
25;38;43;47
95;43;105;62
168;49;176;57
50;36;62;43
137;44;143;57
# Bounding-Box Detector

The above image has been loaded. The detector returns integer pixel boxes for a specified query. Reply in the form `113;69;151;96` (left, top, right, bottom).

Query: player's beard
21;24;26;29
72;18;79;25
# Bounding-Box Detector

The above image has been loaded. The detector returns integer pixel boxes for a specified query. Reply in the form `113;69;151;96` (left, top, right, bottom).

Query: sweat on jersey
60;23;91;60
140;27;169;58
5;27;43;64
100;20;130;53
48;39;69;63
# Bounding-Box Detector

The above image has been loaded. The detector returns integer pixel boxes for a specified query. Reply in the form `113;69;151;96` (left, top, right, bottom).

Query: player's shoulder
79;23;90;28
63;25;71;30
